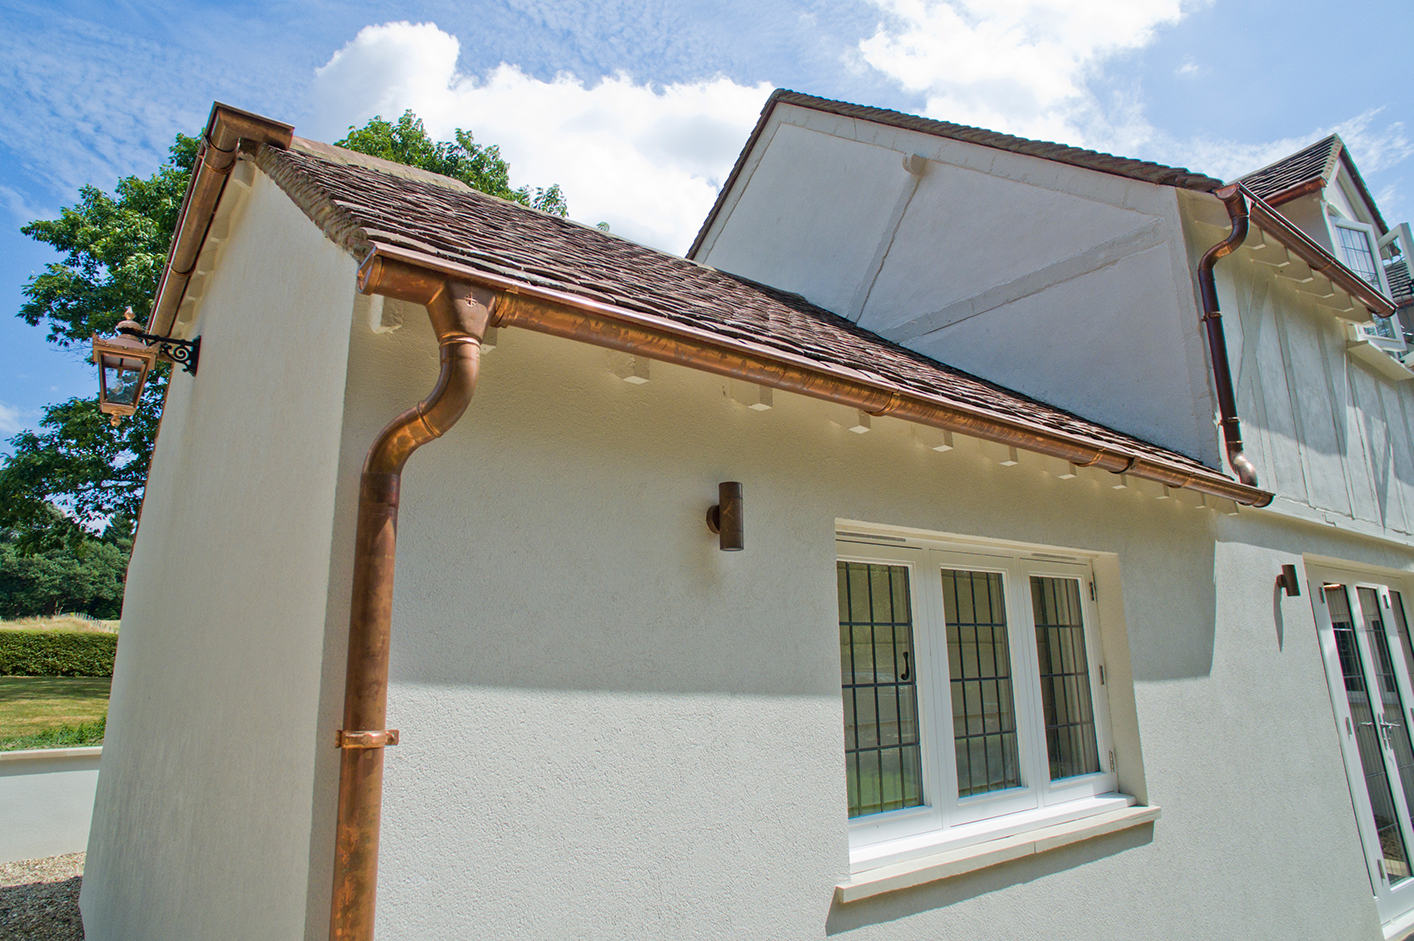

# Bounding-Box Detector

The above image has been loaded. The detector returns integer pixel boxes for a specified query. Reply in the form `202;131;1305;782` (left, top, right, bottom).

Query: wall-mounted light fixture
1278;564;1301;597
706;481;744;551
90;309;201;426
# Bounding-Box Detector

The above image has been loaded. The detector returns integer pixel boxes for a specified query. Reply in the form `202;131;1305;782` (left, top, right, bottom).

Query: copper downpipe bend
330;267;495;941
1196;184;1259;489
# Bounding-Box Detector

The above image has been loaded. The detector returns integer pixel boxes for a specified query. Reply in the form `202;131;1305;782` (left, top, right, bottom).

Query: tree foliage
0;515;130;619
336;111;568;216
2;112;563;617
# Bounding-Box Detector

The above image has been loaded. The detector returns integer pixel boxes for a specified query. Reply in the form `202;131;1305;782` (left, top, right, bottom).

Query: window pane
1031;577;1101;780
1328;585;1412;883
1359;587;1414;877
1338;224;1381;285
838;561;924;818
941;568;1021;797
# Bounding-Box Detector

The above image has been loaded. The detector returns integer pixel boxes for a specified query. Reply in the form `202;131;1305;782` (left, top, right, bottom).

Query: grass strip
0;714;105;751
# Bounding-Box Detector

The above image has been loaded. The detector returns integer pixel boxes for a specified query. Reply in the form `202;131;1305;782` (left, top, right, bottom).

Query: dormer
1239;135;1414;354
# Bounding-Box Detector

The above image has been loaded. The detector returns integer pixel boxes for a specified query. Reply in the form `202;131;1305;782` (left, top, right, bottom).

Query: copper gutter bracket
329;261;496;941
1195;184;1260;490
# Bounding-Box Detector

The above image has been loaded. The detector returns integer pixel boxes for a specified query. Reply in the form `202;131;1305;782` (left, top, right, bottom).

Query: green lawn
0;676;111;751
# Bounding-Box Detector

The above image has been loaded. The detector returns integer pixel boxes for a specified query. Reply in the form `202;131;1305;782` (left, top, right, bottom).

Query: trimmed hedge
0;630;117;676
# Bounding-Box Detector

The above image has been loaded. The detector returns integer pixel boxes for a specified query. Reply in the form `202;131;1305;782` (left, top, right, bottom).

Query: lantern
92;313;158;426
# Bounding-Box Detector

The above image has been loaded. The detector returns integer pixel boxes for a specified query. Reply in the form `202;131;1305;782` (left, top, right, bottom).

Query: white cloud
0;401;33;437
851;1;1412;209
0;184;48;225
312;22;772;254
855;0;1195;146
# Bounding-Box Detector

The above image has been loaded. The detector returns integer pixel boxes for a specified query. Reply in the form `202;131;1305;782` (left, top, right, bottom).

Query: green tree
336;111;568;216
0;512;130;618
3;112;563;617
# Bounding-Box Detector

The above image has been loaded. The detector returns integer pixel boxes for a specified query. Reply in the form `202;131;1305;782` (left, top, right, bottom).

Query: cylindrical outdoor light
706;481;744;551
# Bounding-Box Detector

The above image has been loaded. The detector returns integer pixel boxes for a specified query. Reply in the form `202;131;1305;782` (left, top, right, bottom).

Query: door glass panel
838;561;923;818
941;568;1020;797
1031;576;1100;780
1359;586;1414;863
1328;585;1412;883
1391;591;1414;684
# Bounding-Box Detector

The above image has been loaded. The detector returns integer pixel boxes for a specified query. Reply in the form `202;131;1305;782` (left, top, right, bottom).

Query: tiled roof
1238;135;1342;204
689;89;1225;258
257;140;1231;485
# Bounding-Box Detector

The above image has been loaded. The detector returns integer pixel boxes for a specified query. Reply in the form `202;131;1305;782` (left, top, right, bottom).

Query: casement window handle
900;651;911;682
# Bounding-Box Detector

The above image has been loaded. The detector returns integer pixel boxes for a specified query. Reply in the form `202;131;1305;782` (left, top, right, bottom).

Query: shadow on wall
824;824;1155;935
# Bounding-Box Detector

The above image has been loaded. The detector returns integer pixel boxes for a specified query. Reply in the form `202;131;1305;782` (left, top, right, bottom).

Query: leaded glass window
1031;576;1100;780
941;568;1021;797
838;561;923;818
1337;222;1382;286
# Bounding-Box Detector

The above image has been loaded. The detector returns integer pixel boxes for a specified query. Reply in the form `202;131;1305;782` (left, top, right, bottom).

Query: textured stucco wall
304;307;1403;940
80;166;359;941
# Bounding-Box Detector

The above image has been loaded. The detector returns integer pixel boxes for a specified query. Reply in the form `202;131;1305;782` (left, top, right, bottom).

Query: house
79;93;1414;941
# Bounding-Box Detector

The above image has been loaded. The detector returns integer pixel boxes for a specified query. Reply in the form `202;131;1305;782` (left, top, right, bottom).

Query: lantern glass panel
103;360;145;406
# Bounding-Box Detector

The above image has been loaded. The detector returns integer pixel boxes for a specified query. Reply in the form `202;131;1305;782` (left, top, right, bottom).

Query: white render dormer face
697;101;1222;469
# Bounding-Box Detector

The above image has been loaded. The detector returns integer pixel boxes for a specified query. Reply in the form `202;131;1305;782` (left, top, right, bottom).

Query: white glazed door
1312;571;1414;924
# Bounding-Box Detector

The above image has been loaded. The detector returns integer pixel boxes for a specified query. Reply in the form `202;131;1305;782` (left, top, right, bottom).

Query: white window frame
838;532;1122;872
1325;210;1405;353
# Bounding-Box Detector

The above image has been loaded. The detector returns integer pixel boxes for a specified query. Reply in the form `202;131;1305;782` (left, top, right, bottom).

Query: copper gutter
1195;185;1259;489
329;270;495;941
1238;183;1396;318
360;245;1272;508
145;103;294;338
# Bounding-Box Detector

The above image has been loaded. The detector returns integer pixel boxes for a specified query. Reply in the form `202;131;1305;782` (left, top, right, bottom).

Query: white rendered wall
80;166;359;941
304;309;1403;940
0;747;101;863
697;104;1220;468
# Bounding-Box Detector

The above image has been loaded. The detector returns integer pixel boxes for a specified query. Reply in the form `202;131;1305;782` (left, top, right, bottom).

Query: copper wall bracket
336;730;400;749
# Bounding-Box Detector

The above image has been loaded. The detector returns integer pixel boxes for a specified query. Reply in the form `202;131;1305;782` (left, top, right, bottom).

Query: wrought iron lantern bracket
116;323;201;375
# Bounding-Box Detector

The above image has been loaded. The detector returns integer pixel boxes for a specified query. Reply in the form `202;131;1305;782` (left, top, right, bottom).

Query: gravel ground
0;853;84;940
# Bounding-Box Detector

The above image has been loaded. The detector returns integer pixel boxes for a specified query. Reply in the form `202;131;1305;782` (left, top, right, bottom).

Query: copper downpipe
330;270;495;941
1195;184;1259;488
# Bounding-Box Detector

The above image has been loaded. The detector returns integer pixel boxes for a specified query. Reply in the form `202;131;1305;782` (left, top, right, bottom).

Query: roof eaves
1239;183;1396;318
1336;145;1390;234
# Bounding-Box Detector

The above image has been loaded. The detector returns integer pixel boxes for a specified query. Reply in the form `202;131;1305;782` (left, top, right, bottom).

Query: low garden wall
0;746;101;863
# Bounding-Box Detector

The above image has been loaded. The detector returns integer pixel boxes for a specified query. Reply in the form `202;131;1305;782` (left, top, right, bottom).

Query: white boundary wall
0;746;101;863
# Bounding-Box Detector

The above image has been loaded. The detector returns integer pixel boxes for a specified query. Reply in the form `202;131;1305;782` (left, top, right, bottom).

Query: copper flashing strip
1238;183;1396;318
329;273;495;941
361;244;1272;508
146;102;294;338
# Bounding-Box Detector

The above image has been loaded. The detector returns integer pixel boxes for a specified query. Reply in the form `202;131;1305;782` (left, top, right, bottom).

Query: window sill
834;804;1160;904
1347;338;1414;381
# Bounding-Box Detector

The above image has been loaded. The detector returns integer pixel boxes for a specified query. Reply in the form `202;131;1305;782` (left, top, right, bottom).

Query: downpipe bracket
336;729;400;749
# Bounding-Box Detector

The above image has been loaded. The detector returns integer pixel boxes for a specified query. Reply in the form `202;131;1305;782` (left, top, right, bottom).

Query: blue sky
2;0;1411;445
